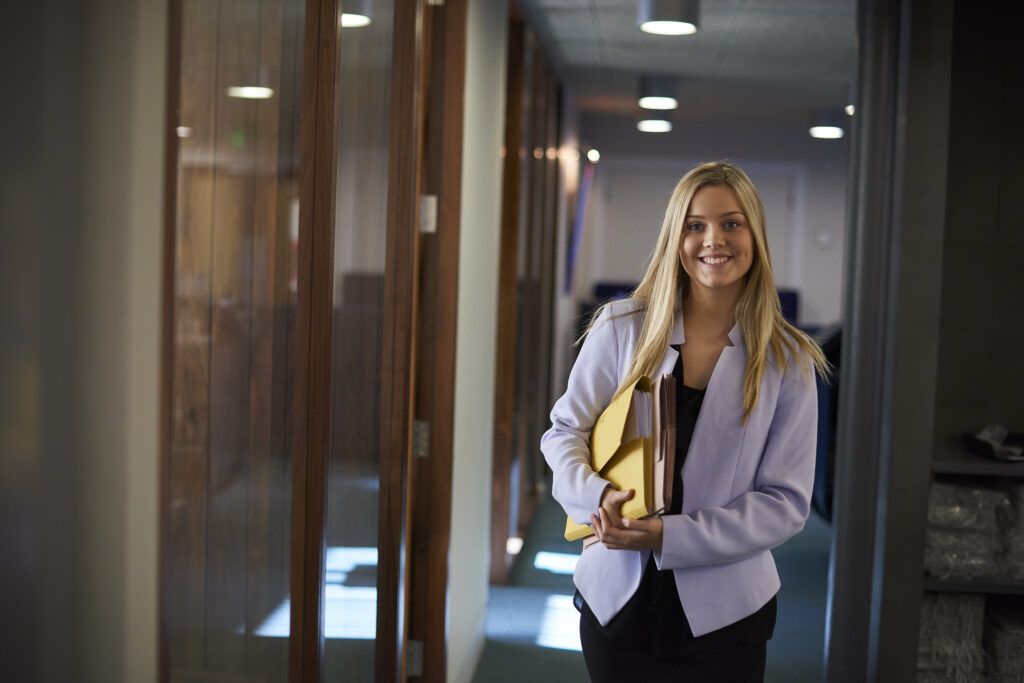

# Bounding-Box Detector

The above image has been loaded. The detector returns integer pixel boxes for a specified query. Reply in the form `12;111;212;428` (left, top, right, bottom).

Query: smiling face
678;184;755;298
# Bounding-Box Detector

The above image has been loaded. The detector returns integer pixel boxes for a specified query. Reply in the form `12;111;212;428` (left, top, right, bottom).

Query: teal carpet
472;493;831;682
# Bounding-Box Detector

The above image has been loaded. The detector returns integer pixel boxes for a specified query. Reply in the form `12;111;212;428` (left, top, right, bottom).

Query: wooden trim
289;0;340;679
408;1;468;679
159;1;183;681
517;41;548;535
376;1;426;680
535;68;560;500
490;14;525;586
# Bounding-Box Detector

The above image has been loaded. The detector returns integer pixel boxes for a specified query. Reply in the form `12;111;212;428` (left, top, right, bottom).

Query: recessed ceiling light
340;13;371;27
845;104;856;116
641;20;696;35
809;108;845;139
340;0;374;28
638;119;673;133
638;0;700;36
809;126;844;139
587;149;601;163
227;86;274;99
639;75;678;110
639;96;678;110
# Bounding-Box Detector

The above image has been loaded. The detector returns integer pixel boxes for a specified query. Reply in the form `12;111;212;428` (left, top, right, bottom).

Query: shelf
923;577;1024;595
932;441;1024;478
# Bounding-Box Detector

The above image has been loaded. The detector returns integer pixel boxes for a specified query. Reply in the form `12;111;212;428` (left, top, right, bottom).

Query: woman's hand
591;493;664;552
598;485;633;528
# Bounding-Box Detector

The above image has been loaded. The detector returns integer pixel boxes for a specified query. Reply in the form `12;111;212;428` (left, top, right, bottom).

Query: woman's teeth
700;256;730;264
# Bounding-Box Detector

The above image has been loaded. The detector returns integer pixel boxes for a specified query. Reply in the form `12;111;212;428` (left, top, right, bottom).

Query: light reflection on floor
251;546;378;639
251;546;584;650
532;551;579;576
535;593;582;651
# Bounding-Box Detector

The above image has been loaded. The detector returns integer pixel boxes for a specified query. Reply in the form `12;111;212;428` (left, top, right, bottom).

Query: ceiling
520;0;858;125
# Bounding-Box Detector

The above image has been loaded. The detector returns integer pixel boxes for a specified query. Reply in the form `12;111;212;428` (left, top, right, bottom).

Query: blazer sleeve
540;305;620;525
654;358;818;570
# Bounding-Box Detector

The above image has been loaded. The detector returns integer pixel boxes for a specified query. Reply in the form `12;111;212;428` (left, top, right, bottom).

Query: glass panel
321;2;395;680
167;0;305;679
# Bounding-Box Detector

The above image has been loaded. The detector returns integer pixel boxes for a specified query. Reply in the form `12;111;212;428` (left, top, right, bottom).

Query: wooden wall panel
490;15;525;585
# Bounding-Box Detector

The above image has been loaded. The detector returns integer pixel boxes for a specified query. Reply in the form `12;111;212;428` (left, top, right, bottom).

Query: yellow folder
564;376;654;541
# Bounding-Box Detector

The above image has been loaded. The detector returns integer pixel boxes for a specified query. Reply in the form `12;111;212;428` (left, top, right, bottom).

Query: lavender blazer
540;298;818;637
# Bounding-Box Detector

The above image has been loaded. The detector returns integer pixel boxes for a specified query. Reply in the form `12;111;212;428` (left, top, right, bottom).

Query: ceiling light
340;0;373;27
587;149;600;163
809;126;844;139
227;86;274;99
845;104;855;116
809;109;844;139
639;75;678;110
340;13;371;27
638;0;699;36
638;117;672;133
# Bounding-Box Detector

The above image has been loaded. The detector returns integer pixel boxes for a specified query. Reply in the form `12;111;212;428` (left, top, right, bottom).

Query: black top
574;347;777;655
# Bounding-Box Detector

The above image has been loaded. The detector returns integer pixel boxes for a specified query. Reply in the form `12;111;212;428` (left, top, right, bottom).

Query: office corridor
473;492;832;682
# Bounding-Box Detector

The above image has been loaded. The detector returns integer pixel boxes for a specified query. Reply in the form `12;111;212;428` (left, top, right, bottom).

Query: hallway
473;492;831;682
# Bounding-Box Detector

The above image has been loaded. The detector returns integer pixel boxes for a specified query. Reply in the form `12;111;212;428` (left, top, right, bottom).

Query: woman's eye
725;221;740;229
686;223;703;231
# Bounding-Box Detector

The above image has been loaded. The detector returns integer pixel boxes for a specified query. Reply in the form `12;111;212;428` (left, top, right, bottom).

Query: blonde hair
581;161;831;424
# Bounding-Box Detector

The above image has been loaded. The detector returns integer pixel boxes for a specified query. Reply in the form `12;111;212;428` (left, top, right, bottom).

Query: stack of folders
563;374;677;548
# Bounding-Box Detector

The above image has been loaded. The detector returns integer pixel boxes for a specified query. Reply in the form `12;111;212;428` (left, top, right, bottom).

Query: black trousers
579;615;768;683
575;555;774;682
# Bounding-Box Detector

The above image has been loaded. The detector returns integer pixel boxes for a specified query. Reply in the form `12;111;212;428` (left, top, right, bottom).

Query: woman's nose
703;224;725;247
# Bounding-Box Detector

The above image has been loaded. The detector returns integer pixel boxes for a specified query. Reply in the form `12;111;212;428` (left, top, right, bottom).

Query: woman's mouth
699;255;732;268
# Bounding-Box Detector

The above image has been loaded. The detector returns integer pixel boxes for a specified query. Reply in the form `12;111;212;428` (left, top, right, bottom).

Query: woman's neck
682;285;740;343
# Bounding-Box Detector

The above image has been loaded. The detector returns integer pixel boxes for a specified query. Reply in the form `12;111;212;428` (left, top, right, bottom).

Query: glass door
164;2;430;681
320;0;396;679
165;0;306;680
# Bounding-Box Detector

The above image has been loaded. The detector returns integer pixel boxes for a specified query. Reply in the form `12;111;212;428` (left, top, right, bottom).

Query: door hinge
412;420;430;458
419;194;438;234
408;639;425;677
427;0;445;6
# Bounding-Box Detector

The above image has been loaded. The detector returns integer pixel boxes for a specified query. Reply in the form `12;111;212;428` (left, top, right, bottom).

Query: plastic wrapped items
1002;485;1024;581
924;529;1000;581
925;481;1010;581
917;594;986;683
984;608;1024;683
927;482;1007;531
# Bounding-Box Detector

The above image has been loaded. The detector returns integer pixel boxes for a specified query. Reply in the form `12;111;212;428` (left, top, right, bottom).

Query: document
564;373;677;543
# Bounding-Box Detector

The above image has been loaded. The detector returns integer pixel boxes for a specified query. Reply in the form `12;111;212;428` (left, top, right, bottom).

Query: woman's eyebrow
684;211;745;219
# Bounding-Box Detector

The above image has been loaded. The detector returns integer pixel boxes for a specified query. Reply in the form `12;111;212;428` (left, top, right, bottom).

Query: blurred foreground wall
0;1;166;680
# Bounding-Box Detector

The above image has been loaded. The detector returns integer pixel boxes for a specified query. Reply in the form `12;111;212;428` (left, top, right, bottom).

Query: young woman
541;161;830;682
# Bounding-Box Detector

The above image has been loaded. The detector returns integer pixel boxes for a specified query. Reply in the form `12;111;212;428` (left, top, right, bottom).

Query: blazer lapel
653;311;686;379
682;318;748;510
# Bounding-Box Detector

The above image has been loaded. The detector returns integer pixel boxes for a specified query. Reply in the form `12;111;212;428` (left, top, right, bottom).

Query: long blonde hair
582;161;831;424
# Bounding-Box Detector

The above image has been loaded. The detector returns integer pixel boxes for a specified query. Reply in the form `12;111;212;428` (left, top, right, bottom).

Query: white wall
78;0;165;680
446;1;508;682
575;155;847;327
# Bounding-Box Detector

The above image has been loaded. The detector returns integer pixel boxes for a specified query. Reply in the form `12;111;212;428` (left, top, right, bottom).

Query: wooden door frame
407;1;468;680
490;11;525;586
287;0;340;678
158;0;182;679
377;0;429;681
